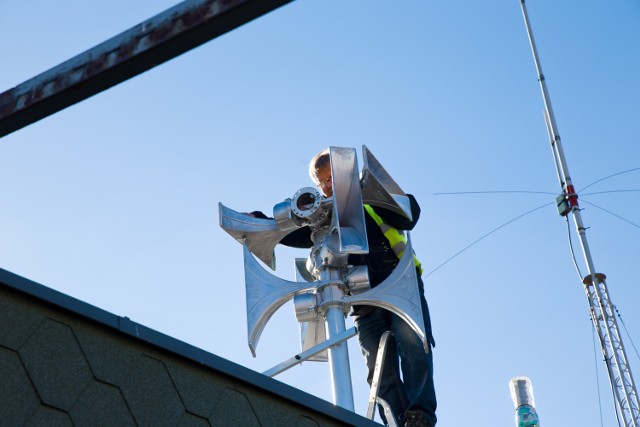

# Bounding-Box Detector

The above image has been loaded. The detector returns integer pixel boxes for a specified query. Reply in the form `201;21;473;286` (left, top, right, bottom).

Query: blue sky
1;1;639;425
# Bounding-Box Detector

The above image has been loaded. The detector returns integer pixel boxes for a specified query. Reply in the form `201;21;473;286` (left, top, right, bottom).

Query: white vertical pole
324;297;355;410
519;2;640;425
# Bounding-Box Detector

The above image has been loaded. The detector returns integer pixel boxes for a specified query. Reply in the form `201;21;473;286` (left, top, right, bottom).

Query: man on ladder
309;149;437;427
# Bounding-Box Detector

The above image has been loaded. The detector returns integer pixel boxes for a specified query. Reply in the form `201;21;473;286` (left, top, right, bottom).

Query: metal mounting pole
321;282;355;411
325;304;355;410
519;2;640;425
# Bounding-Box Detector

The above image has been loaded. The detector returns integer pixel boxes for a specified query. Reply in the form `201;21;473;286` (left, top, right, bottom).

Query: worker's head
309;148;332;197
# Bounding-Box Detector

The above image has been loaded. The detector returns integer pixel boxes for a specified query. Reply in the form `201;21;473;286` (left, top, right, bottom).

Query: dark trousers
355;294;436;426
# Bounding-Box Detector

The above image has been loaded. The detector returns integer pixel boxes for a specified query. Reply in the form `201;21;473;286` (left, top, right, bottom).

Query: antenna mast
519;1;640;425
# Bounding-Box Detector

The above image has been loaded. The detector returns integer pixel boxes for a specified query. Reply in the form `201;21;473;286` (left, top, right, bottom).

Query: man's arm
372;194;421;230
250;211;313;248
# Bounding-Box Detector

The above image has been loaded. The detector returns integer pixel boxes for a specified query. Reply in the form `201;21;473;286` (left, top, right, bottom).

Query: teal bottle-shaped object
510;377;540;427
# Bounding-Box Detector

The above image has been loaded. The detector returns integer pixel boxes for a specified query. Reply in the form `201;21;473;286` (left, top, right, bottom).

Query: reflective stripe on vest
363;204;423;275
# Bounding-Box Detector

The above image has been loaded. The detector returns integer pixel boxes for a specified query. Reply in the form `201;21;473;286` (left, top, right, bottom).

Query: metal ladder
367;331;398;427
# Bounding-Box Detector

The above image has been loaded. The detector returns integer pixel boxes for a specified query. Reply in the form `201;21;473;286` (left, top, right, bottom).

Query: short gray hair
308;148;330;184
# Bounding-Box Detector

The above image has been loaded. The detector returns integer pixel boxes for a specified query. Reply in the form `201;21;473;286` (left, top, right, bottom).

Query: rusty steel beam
0;0;294;138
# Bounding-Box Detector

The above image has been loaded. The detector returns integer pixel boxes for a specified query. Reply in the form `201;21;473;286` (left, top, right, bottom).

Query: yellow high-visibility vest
363;204;423;275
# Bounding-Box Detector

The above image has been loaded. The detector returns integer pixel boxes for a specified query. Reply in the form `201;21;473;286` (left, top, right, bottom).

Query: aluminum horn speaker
219;202;294;271
346;233;429;352
243;244;315;356
294;258;327;362
360;144;413;221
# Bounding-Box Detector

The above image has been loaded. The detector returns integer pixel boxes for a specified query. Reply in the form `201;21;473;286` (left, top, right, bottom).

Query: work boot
400;409;434;427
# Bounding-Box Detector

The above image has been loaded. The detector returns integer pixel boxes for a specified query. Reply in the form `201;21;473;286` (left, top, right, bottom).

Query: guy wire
425;201;552;278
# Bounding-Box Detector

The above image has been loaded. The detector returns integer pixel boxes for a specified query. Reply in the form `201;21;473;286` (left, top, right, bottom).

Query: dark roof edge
0;266;378;426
